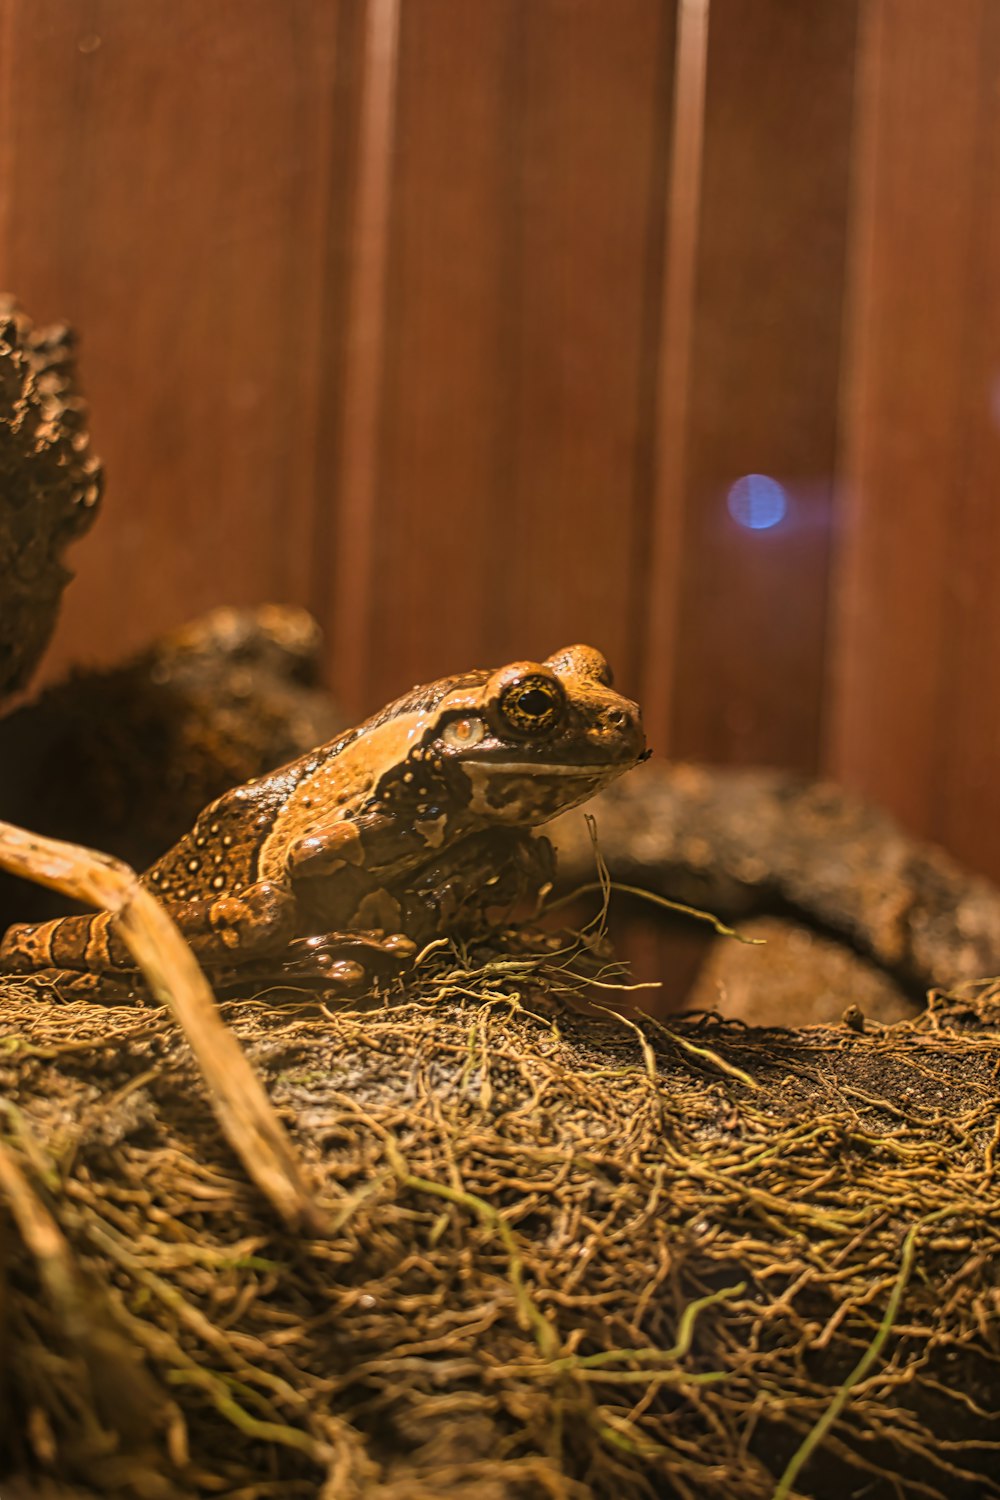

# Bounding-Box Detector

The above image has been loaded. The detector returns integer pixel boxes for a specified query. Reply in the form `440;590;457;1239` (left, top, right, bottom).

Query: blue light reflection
726;474;788;531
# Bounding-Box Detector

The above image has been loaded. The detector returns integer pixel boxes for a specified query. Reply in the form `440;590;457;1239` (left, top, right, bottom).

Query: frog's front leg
399;829;556;942
276;817;420;982
285;807;404;880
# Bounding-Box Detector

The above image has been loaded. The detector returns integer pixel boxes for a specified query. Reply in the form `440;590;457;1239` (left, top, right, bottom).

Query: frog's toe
208;896;248;949
198;881;297;958
321;958;366;988
382;933;418;958
297;930;414;967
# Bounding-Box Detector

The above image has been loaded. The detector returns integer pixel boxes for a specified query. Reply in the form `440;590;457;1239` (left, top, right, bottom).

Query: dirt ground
2;930;998;1500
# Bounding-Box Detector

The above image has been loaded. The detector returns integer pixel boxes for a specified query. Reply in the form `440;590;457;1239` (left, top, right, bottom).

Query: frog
0;643;647;993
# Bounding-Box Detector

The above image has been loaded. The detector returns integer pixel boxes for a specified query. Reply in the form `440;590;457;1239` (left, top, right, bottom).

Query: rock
686;914;916;1026
0;298;102;699
552;762;1000;1000
0;605;342;926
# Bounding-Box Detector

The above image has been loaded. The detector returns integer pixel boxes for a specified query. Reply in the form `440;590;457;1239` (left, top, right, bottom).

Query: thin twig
0;819;324;1233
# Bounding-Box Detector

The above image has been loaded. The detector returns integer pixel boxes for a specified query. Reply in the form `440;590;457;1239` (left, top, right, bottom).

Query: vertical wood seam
625;0;678;702
283;7;342;608
821;0;882;781
638;0;710;752
487;0;530;657
329;0;400;714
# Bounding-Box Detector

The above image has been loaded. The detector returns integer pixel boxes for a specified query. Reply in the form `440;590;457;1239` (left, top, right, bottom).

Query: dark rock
0;298;102;699
553;761;1000;1001
0;605;342;926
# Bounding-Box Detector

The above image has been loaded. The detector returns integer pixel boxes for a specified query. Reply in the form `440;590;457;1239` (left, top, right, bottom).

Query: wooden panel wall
827;0;1000;874
0;0;345;670
667;0;858;771
334;0;675;714
2;0;1000;881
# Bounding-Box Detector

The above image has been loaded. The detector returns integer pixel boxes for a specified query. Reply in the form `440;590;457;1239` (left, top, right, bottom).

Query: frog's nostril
608;709;626;728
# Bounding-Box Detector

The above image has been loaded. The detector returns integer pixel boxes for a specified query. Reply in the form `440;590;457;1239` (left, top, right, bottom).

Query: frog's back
143;731;358;903
144;668;492;904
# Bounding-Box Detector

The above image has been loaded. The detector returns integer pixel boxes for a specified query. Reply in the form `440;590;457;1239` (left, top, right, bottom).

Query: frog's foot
165;881;298;963
223;929;418;991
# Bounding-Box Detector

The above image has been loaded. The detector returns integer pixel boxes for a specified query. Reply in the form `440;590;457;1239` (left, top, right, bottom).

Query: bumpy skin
0;644;646;989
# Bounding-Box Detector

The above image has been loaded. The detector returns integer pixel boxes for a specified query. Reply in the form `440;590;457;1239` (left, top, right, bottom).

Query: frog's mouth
461;756;639;825
476;761;622;776
475;743;649;775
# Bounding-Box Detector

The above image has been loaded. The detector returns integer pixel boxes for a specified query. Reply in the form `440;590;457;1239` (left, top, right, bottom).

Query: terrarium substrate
1;931;998;1500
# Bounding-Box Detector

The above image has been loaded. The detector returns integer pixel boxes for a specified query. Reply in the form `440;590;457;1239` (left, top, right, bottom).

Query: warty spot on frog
0;644;647;992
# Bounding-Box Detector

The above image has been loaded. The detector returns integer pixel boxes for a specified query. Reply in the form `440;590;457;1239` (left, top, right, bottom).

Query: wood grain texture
3;0;1000;893
639;0;710;756
936;7;1000;878
668;0;859;770
827;0;998;861
493;0;673;694
0;0;343;678
345;0;674;719
327;0;400;719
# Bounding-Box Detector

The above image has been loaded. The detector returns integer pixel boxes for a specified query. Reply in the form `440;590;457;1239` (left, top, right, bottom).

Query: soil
1;936;998;1500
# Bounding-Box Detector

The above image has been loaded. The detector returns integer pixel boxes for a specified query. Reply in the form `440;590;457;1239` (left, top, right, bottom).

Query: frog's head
423;644;648;827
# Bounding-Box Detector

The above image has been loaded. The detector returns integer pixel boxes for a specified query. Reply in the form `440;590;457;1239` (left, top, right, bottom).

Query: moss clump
1;937;999;1500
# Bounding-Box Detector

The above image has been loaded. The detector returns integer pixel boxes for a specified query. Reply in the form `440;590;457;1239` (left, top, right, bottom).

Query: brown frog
0;644;646;992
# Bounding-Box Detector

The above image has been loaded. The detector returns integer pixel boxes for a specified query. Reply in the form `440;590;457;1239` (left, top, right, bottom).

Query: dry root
1;875;999;1498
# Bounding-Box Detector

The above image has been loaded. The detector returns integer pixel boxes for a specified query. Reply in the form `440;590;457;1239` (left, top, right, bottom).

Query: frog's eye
442;715;486;749
497;673;565;738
